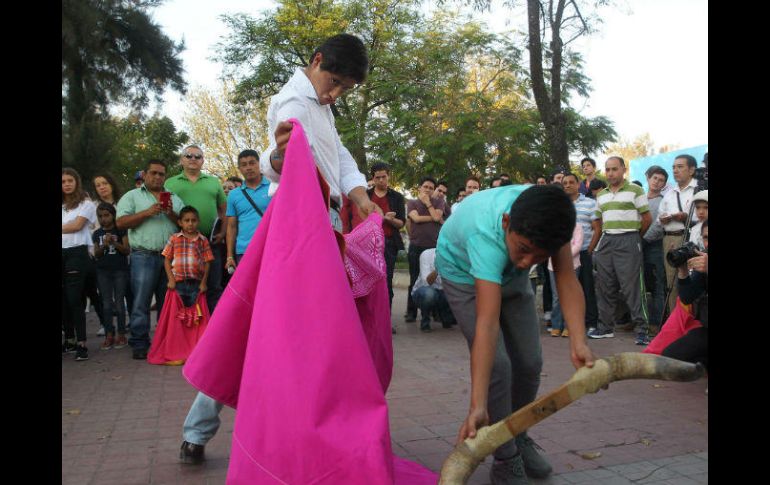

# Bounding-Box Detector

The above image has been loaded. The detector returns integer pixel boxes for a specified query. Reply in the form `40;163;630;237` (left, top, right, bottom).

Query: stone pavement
63;283;707;484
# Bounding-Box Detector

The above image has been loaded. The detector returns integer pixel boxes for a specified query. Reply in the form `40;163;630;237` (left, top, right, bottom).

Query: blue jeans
412;286;454;329
548;268;580;332
176;279;201;308
128;250;168;351
96;268;129;335
643;239;666;328
183;392;225;445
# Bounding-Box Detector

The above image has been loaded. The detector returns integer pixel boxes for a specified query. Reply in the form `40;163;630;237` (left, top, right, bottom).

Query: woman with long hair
62;167;97;361
92;172;123;207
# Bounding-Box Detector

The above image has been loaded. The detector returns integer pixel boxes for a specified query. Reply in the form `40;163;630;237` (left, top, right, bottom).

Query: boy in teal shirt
436;184;596;484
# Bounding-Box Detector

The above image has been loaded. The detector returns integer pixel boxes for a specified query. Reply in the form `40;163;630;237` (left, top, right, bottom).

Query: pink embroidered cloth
147;289;209;365
183;119;438;484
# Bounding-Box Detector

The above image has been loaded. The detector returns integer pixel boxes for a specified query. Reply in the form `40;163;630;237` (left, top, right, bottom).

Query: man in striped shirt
589;157;653;344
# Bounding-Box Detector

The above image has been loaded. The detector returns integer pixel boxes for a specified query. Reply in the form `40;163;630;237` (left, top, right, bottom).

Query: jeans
577;250;598;328
176;279;201;308
412;286;455;329
62;245;90;342
205;243;224;314
443;275;542;461
128;250;168;351
384;239;399;308
83;259;105;327
96;268;129;335
183;392;225;445
406;244;431;317
643;239;667;328
548;268;580;331
537;263;553;313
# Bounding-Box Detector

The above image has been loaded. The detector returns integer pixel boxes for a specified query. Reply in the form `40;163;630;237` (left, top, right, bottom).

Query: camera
694;152;708;191
666;241;700;267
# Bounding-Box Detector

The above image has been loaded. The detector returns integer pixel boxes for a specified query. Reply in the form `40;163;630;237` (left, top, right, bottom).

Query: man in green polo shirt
117;160;185;360
165;145;227;312
589;156;652;344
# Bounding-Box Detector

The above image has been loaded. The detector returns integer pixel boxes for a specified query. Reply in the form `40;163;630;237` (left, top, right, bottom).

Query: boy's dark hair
96;202;116;218
499;173;511;179
562;173;580;183
499;179;513;186
675;154;697;169
227;176;243;184
419;176;437;187
550;169;566;181
179;206;200;219
508;185;576;254
645;165;668;181
437;180;449;190
145;159;167;171
632;180;643;187
456;188;465;197
370;162;391;177
580;157;596;168
465;175;480;185
237;149;259;162
311;34;368;84
589;178;607;191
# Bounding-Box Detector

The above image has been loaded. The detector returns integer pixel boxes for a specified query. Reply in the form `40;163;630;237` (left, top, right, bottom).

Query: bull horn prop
438;352;705;484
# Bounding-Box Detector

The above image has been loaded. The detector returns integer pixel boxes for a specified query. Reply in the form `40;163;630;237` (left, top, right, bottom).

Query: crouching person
411;248;456;332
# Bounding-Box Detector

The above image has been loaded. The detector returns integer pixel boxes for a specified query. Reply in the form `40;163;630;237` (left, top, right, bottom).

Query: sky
148;0;708;153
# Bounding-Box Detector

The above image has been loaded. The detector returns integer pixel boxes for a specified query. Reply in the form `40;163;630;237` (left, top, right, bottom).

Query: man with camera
661;220;708;371
658;154;698;314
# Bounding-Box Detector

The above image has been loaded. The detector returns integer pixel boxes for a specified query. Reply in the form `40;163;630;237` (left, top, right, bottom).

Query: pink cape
147;289;210;365
183;119;438;484
643;298;704;355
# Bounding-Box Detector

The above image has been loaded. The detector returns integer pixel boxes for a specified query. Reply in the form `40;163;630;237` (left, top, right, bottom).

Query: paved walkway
63;284;707;484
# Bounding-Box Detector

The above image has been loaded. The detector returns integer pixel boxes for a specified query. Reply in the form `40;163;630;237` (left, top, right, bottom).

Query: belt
132;248;163;254
664;230;685;236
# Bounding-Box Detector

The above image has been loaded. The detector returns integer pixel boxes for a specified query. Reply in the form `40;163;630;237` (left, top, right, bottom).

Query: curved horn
439;353;704;484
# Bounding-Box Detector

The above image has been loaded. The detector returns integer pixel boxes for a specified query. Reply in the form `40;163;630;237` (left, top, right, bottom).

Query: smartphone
159;191;171;210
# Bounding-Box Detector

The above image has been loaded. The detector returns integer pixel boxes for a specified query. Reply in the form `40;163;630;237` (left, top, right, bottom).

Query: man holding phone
165;145;228;313
116;160;184;360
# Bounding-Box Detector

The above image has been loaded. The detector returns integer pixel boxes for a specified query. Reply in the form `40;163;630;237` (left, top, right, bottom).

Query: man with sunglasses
165;145;228;313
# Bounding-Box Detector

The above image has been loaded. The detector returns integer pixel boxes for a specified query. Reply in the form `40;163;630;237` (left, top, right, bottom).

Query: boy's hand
274;121;294;154
457;407;489;444
358;199;383;218
198;283;207;293
570;341;597;370
167;280;176;290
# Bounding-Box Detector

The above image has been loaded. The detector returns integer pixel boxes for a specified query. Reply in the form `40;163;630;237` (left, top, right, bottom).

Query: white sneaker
543;311;552;320
97;327;105;336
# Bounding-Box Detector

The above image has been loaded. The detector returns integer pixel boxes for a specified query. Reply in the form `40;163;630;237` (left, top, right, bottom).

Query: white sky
148;0;707;151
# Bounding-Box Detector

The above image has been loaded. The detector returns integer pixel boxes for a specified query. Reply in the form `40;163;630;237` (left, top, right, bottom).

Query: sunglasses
184;154;203;160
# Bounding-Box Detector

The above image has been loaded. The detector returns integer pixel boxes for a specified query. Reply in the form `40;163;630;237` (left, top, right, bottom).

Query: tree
604;132;655;163
181;81;270;178
62;0;186;180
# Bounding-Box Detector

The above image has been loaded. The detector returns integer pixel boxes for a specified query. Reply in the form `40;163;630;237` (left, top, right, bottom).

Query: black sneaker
180;441;205;464
490;453;529;485
62;341;77;354
515;432;553;478
75;344;89;361
587;328;614;339
132;348;148;360
635;333;651;346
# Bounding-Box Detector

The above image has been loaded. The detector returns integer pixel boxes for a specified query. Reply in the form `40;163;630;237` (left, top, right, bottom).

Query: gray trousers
442;275;542;460
593;232;649;334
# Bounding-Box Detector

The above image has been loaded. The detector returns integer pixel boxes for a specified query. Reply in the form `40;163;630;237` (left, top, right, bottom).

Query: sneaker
180;441;205;464
543;311;551;321
114;334;128;349
587;328;614;339
489;453;529;485
75;344;89;361
62;341;77;354
545;323;552;332
420;326;432;333
561;329;569;338
97;327;105;337
635;333;651;346
516;432;553;478
550;329;561;337
100;335;115;351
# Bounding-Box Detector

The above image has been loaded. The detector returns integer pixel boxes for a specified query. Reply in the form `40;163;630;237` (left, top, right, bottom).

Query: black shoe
62;341;77;354
420;326;432;333
391;326;397;334
515;432;553;478
75;344;89;361
490;453;529;485
132;348;148;360
180;441;205;464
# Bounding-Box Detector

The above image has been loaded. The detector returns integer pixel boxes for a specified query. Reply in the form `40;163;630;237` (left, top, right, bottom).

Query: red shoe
114;334;128;349
100;335;114;350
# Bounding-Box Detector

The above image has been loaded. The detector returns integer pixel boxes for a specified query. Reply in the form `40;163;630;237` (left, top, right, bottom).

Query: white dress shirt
658;178;697;232
411;248;442;295
260;68;367;205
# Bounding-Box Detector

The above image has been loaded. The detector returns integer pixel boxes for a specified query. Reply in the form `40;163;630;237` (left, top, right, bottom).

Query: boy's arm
552;244;596;370
199;262;210;292
457;279;502;442
348;186;382;218
588;219;602;253
226;216;238;270
164;258;176;289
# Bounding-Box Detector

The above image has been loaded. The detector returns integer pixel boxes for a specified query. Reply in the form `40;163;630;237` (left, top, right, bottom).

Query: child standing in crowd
162;207;215;308
92;203;131;350
689;190;708;249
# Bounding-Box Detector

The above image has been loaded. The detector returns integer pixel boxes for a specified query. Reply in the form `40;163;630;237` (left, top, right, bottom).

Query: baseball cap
134;171;144;181
692;190;708;204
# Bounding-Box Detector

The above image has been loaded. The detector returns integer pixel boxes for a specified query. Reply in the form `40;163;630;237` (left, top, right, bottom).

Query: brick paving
63;279;707;484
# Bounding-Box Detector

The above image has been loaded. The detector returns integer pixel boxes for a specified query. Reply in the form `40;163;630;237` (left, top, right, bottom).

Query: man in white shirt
259;34;380;231
411;248;455;332
657;154;698;314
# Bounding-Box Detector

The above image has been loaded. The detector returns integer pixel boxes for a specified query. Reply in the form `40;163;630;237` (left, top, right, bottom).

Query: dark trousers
206;243;224;314
176;279;202;308
578;250;599;327
406;244;432;317
384;239;399;308
96;268;129;335
83;259;105;327
537;263;553;313
662;327;708;371
643;239;667;328
62;246;91;342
